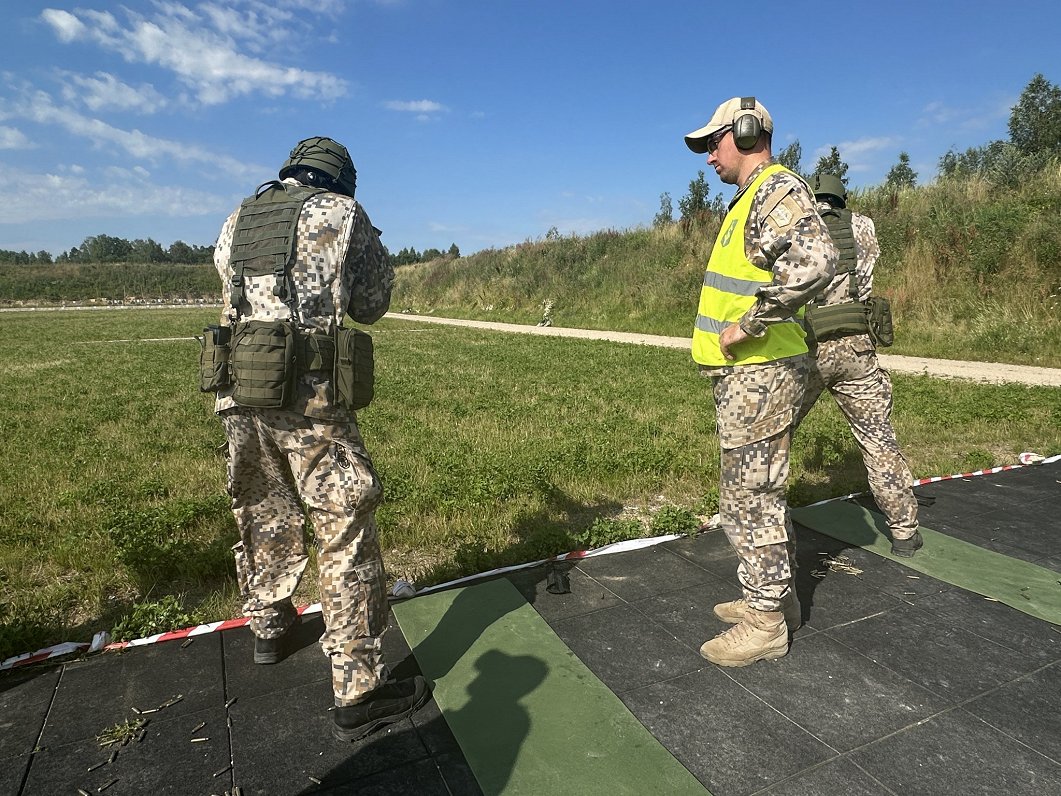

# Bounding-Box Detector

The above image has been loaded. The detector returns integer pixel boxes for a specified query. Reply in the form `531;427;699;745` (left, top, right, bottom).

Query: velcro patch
766;195;803;234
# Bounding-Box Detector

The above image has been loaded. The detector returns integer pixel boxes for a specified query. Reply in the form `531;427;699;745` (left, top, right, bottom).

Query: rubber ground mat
792;501;1061;625
393;577;709;796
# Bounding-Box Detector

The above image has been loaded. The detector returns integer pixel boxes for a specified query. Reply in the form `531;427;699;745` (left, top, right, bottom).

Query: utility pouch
198;325;231;392
866;295;894;347
229;320;298;408
334;327;375;410
804;301;870;343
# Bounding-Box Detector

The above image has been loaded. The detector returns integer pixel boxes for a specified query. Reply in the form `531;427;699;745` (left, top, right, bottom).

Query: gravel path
385;313;1061;387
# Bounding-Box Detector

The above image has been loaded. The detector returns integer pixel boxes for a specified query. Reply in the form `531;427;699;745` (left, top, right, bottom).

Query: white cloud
813;136;900;174
1;88;262;179
40;4;348;106
813;136;897;160
385;99;448;114
0;166;233;224
920;96;1013;133
59;72;168;114
428;221;466;234
0;126;32;149
837;137;898;159
39;9;86;42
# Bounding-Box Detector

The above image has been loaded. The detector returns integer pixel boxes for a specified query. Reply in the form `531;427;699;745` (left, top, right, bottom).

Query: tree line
657;72;1061;229
0;234;463;267
0;235;215;265
392;243;461;266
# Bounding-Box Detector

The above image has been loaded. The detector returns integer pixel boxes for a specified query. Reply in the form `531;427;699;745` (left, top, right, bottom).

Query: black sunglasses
706;125;732;154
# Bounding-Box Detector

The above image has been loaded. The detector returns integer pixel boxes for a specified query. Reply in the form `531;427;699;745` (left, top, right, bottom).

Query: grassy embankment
392;168;1061;368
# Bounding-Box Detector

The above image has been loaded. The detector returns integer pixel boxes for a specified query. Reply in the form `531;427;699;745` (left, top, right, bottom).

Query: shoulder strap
820;207;860;301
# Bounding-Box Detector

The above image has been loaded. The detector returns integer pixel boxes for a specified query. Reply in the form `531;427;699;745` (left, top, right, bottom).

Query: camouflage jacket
212;178;393;420
813;200;880;305
729;162;837;337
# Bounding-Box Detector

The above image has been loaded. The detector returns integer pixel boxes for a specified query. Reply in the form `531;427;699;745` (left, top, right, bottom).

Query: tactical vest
820;207;858;299
228;180;327;312
803;206;871;342
691;163;808;367
198;181;375;410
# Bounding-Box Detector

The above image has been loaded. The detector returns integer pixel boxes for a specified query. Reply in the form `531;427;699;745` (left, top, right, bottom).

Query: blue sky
2;0;1059;259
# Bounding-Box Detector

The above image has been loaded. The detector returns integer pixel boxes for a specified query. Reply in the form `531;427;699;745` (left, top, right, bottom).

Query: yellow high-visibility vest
691;163;808;367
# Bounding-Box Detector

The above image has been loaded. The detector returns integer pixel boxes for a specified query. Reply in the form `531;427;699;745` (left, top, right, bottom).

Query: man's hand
719;323;751;361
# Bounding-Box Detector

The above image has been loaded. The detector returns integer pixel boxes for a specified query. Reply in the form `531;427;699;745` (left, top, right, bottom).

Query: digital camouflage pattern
212;176;394;705
212;178;393;422
797;205;918;541
796;337;918;540
223;410;388;705
708;355;808;612
697;161;834;616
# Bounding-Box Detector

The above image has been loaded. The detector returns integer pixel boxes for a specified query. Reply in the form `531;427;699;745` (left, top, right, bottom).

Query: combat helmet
279;136;357;198
810;173;847;208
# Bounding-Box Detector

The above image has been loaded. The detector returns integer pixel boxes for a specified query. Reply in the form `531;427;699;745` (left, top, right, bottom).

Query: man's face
706;127;740;185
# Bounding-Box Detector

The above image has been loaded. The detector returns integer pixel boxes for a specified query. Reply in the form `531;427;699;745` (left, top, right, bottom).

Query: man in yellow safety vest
684;97;836;666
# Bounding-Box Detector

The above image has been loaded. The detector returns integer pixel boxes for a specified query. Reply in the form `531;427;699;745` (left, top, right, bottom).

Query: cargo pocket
334;443;383;514
352;559;387;639
738;439;790;548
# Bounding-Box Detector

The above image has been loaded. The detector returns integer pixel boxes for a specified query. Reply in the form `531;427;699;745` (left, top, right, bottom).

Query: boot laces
717;620;755;647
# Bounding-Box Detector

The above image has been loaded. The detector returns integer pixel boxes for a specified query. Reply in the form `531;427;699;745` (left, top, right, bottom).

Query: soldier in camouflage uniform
796;174;923;557
684;98;836;666
210;137;428;741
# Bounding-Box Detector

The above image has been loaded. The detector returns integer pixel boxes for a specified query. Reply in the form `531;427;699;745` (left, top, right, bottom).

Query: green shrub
649;505;700;537
574;517;645;549
111;595;195;642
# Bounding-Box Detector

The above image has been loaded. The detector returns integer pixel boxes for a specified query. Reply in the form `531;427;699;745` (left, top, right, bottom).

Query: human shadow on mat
389;588;547;795
441;649;546;795
407;577;527;681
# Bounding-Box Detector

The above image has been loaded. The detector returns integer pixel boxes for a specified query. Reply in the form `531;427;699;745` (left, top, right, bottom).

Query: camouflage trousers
707;356;807;613
795;334;919;540
221;408;388;706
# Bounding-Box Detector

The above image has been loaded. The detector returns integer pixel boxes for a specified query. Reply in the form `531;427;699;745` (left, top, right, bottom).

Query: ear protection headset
733;96;764;151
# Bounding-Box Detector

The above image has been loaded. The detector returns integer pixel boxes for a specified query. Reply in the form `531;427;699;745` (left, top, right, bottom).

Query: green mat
393;578;709;796
792;501;1061;625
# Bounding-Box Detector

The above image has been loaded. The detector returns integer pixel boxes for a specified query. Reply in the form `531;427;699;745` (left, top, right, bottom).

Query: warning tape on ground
3;453;1058;672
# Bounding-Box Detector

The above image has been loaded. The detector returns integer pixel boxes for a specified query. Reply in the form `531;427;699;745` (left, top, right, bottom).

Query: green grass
2;308;1060;662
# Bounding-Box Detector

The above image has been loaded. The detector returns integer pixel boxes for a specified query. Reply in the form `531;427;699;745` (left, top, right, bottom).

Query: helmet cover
279;136;357;197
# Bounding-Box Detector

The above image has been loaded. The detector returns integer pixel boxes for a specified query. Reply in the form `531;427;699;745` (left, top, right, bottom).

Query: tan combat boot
700;608;789;667
713;591;802;631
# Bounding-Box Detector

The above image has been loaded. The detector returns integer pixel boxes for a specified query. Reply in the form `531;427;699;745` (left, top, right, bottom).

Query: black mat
2;461;1059;795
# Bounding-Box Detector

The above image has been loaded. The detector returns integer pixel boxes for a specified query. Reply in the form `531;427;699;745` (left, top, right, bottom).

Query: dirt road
385;313;1061;388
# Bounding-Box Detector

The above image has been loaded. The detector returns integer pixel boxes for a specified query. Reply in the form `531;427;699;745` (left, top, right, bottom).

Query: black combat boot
253;633;289;665
891;530;924;558
333;675;431;742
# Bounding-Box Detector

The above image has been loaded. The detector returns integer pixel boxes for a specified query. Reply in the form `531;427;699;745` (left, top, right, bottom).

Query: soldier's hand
719;323;750;361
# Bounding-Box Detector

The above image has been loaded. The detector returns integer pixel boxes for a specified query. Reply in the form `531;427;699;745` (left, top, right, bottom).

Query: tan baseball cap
685;96;773;153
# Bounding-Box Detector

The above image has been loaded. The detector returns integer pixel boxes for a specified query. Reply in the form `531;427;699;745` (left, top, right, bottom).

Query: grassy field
2;307;1060;662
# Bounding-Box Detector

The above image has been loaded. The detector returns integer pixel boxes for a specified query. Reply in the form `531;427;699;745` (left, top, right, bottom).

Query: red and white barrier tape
4;452;1057;672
